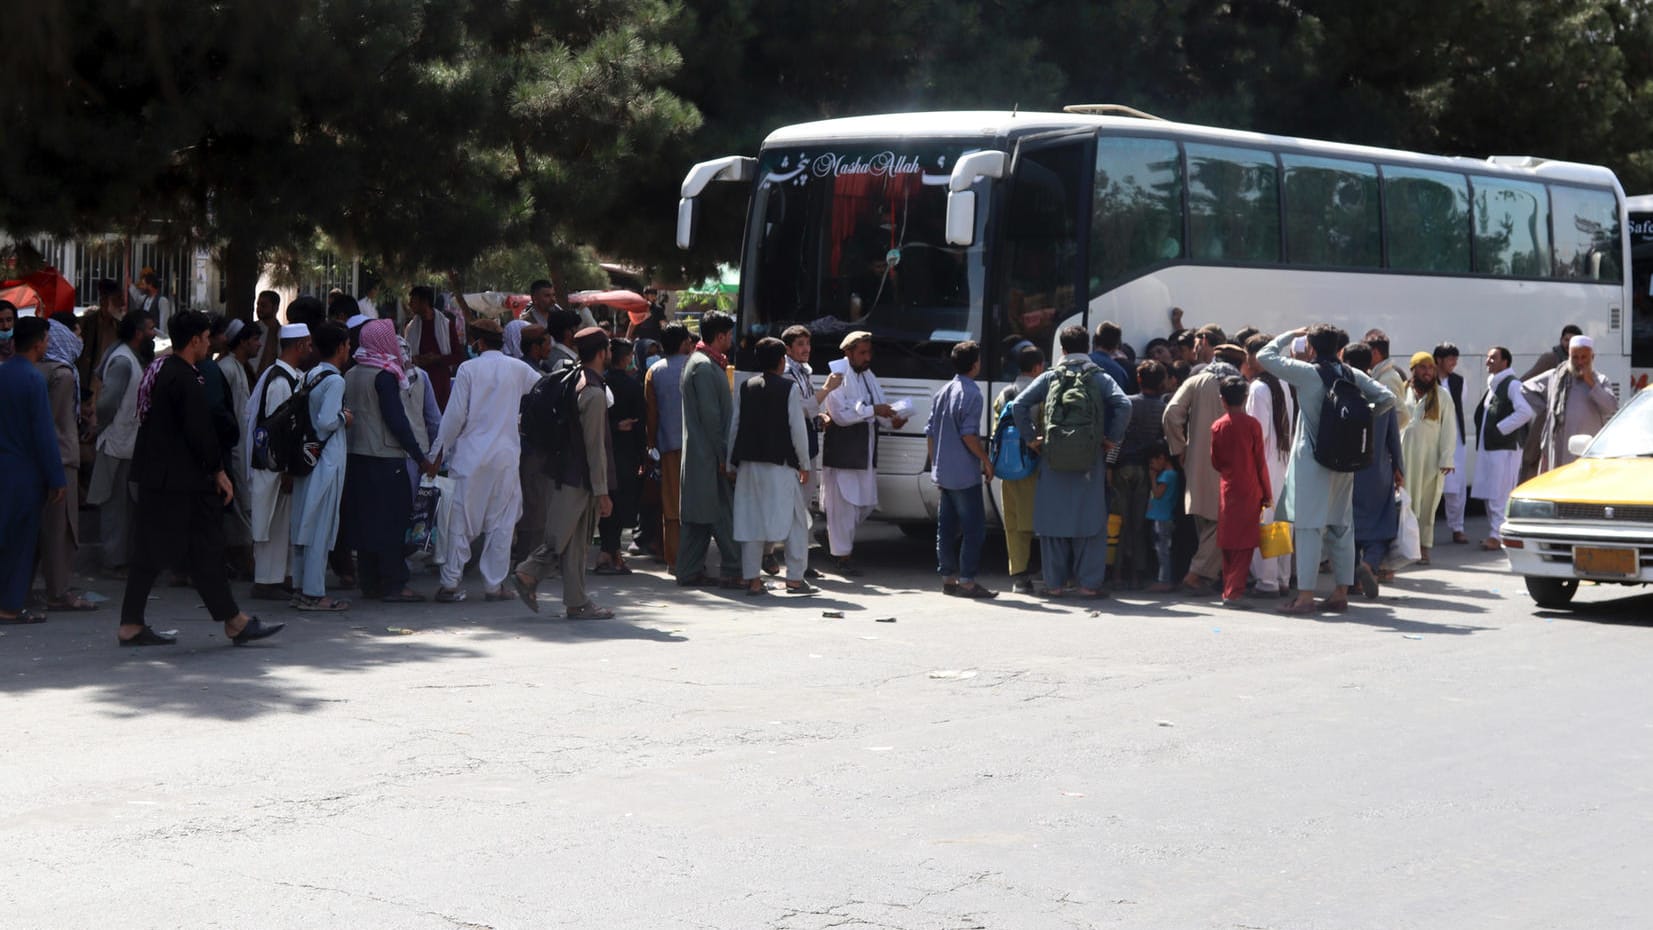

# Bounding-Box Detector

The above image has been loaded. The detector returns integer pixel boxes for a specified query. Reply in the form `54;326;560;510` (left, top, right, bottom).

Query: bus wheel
1525;577;1578;609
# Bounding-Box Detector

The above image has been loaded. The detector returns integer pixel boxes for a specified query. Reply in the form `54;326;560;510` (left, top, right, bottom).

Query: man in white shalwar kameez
430;318;542;600
822;331;906;575
730;338;815;594
243;323;310;600
1471;346;1534;550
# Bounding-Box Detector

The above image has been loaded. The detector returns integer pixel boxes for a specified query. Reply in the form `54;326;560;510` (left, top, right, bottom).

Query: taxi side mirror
1567;434;1594;457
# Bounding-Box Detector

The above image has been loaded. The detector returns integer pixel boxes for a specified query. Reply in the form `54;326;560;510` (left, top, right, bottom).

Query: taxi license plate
1574;546;1638;577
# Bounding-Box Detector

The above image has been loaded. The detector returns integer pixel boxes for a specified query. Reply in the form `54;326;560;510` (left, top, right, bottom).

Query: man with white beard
243;323;311;600
821;331;906;576
1523;334;1618;475
430;318;542;602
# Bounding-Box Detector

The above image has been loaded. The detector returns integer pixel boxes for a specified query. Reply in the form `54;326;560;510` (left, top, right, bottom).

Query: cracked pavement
4;519;1652;928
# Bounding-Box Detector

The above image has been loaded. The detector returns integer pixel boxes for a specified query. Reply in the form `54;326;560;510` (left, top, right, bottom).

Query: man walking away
1472;346;1535;550
513;327;617;619
1009;326;1131;598
0;317;66;624
1258;326;1395;615
431;318;542;601
993;345;1045;594
1434;343;1470;544
731;337;818;596
926;341;996;599
290;321;353;611
645;322;692;567
118;310;281;646
676;311;742;588
1209;376;1271;605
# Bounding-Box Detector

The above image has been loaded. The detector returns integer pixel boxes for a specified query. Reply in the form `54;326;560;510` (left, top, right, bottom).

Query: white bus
678;108;1631;525
1626;194;1653;391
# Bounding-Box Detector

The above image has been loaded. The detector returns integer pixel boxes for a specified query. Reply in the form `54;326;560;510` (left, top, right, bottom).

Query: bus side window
1550;186;1622;282
1091;135;1183;293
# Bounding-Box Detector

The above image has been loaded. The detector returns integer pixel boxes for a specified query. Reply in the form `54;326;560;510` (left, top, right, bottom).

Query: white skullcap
346;314;370;330
1569;335;1593;351
223;318;245;343
1291;335;1308;354
279;323;310;339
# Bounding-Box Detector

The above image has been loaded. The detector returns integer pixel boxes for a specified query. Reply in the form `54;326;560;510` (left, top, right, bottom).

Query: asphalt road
5;516;1652;929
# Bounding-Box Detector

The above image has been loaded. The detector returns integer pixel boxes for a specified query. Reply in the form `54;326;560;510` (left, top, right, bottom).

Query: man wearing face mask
88;312;156;577
429;318;542;602
0;301;17;361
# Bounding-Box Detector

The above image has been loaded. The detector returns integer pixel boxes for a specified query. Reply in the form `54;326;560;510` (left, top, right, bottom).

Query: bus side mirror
676;198;700;251
943;150;1007;248
945;190;977;247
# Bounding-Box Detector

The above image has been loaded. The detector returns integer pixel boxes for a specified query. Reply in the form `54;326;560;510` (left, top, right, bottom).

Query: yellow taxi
1502;386;1653;608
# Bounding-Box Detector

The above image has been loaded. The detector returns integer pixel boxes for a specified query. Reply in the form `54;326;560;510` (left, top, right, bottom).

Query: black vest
1445;370;1465;443
732;372;800;469
1476;373;1522;451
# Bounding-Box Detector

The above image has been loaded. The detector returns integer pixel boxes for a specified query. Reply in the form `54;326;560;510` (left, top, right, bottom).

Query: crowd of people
0;281;1622;637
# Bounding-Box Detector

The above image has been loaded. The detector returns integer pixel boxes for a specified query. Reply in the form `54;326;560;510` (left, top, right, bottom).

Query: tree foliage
5;0;1653;296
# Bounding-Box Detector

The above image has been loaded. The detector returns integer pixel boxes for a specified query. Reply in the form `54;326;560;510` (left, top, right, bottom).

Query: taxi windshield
1583;387;1653;457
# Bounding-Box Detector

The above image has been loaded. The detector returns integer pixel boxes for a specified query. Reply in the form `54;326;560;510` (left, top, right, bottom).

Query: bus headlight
1508;498;1557;520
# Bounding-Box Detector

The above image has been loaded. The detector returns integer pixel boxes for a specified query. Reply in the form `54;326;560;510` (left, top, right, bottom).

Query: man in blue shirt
1089;320;1136;394
925;341;996;598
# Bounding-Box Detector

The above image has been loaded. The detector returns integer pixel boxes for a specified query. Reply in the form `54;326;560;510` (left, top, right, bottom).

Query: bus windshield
739;143;986;377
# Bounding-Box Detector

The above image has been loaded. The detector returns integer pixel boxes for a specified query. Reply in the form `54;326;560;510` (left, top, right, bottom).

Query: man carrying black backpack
1258;325;1395;615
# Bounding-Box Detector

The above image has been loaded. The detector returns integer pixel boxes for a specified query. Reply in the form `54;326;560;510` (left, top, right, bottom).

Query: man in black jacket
117;310;283;647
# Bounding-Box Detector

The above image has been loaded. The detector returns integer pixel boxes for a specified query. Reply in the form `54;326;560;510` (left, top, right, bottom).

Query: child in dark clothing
1209;377;1272;604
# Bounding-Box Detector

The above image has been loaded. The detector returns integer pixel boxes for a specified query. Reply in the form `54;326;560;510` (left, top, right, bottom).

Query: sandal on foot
380;591;426;603
46;596;99;612
1320;598;1350;613
0;610;48;625
565;602;614;620
295;596;350;612
594;563;634;576
746;584;769;597
434;588;468;603
512;573;540;614
785;582;820;595
956;584;999;599
1278;600;1320;615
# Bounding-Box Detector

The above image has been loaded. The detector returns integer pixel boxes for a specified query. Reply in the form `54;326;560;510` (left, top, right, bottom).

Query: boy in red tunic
1209;375;1272;604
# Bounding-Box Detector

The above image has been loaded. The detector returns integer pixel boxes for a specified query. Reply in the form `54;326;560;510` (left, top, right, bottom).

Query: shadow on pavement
1537;589;1653;626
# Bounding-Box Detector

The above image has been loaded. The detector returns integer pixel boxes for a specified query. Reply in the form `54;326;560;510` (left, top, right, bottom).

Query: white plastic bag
1394;486;1422;564
418;474;457;566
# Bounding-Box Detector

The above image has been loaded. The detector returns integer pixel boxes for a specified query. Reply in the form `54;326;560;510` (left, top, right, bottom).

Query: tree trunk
222;235;260;322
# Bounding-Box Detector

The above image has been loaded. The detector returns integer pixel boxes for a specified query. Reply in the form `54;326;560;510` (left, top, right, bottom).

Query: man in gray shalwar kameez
730;338;815;595
1009;326;1131;597
1258;325;1395;614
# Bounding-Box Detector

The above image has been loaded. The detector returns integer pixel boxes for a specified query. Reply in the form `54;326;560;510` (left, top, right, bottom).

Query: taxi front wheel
1525;576;1579;609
